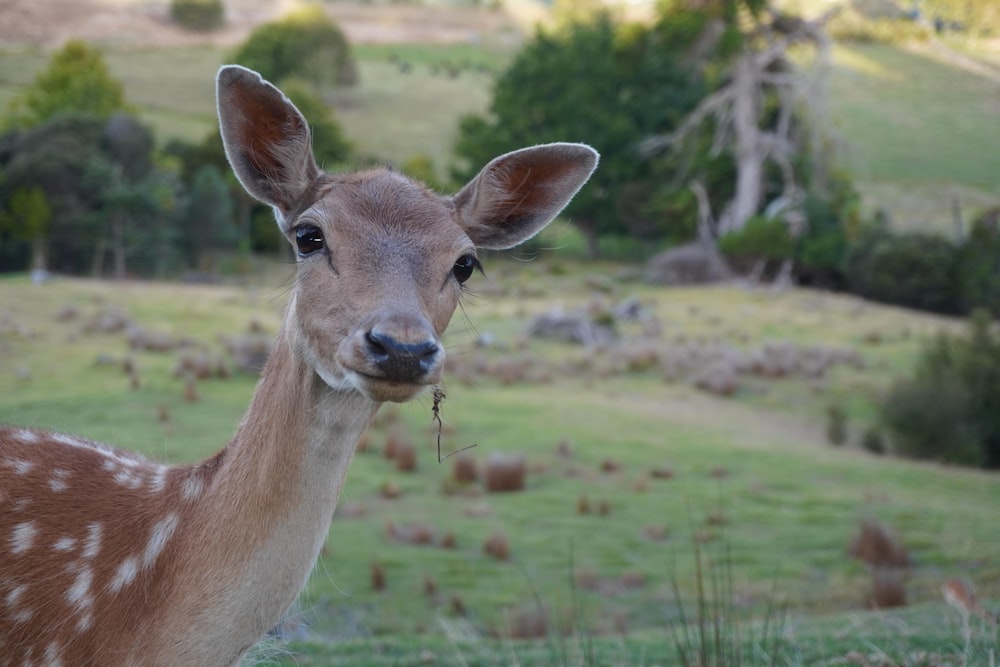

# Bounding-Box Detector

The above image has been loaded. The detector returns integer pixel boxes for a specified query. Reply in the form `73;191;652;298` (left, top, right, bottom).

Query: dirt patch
0;0;517;49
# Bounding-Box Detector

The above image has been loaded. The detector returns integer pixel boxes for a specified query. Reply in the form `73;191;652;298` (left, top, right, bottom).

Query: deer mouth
349;370;437;403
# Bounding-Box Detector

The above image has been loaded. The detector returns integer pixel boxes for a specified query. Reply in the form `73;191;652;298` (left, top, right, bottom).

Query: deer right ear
216;65;320;228
452;143;599;250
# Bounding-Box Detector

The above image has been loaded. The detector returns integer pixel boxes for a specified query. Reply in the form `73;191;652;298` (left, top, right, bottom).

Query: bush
845;226;959;314
718;215;793;272
880;311;1000;468
956;208;1000;316
231;6;356;90
170;0;224;31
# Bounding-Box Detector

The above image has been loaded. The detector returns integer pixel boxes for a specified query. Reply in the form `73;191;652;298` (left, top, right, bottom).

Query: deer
0;65;598;666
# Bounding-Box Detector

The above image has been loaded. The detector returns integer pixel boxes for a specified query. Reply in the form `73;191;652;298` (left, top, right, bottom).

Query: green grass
829;41;1000;229
1;264;998;662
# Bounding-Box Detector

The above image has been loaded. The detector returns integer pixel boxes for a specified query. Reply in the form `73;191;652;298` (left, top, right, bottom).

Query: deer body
0;66;597;665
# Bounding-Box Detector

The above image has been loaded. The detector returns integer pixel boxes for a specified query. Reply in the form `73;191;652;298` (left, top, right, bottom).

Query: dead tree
641;7;838;256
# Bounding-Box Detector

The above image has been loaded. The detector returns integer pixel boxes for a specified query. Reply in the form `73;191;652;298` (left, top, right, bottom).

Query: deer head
217;65;598;403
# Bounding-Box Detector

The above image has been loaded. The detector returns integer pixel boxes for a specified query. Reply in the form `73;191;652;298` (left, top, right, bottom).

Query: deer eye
453;254;480;285
295;224;325;256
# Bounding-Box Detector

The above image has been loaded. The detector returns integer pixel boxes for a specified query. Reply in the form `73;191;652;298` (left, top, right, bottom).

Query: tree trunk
112;214;126;280
719;53;765;236
30;236;47;273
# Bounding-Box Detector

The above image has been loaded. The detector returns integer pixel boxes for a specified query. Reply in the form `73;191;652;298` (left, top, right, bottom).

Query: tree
641;4;838;248
0;187;52;273
0;112;176;277
453;13;709;256
5;41;129;130
179;164;237;272
231;6;357;92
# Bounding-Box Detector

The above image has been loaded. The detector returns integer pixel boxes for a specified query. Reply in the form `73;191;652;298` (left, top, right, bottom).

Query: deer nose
365;330;441;382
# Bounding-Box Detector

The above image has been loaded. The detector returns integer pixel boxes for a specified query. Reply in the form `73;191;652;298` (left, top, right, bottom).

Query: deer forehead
305;170;469;251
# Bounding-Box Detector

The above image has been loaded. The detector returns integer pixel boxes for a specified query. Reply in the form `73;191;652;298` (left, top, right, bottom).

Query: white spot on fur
76;610;93;632
144;514;179;568
181;473;203;500
51;433;144;468
83;524;101;560
50;468;71;491
149;466;168;493
13;607;33;623
4;459;33;475
53;537;76;552
15;429;39;444
44;642;63;667
10;522;36;554
5;584;26;608
65;565;93;612
113;468;144;490
109;557;138;593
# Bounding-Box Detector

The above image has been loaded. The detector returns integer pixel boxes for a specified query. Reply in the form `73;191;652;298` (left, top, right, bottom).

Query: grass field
1;11;1000;662
1;261;998;662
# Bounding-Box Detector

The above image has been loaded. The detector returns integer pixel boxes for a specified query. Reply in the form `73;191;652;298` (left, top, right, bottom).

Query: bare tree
641;7;838;245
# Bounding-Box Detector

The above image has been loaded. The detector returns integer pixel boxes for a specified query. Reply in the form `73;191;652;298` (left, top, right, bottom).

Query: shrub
170;0;224;31
880;311;1000;468
845;226;960;314
825;403;847;446
956;208;1000;316
231;6;356;90
718;215;793;268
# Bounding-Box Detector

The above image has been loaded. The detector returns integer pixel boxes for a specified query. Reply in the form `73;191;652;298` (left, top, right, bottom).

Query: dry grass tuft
507;606;548;639
483;453;526;493
483;530;510;560
867;567;907;609
371;561;386;591
451;454;478;483
848;518;909;567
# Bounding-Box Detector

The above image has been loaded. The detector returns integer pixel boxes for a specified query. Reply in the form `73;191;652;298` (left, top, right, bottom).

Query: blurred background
0;0;998;664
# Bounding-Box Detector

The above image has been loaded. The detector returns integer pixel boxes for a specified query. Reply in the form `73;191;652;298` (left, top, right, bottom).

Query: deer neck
159;321;379;663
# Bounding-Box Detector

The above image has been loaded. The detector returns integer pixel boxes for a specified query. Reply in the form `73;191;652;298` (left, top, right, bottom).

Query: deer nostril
364;330;440;380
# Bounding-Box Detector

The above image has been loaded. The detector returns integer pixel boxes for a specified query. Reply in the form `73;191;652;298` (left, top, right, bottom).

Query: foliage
718;215;793;264
0;187;52;271
921;0;1000;36
177;165;236;272
793;171;861;289
278;78;352;168
231;6;357;91
955;208;1000;316
845;225;959;314
881;311;1000;468
453;11;710;256
5;41;129;130
170;0;225;31
0;112;178;276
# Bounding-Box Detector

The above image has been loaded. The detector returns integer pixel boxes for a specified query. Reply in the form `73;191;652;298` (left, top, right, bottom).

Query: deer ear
452;143;599;250
216;65;320;226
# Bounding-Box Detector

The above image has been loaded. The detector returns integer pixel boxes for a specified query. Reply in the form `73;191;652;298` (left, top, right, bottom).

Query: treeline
0;7;355;279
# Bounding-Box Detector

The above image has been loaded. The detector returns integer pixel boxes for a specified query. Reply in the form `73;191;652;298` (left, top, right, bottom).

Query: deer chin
351;373;432;404
314;362;433;403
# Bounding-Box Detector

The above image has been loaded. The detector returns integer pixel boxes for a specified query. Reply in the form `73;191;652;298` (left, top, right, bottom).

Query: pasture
1;1;999;661
1;261;998;663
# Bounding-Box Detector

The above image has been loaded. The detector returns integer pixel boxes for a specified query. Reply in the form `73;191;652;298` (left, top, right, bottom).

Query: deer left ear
216;65;320;225
452;143;599;250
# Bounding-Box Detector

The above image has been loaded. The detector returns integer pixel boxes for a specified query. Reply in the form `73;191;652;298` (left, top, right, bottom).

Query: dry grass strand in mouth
432;384;476;463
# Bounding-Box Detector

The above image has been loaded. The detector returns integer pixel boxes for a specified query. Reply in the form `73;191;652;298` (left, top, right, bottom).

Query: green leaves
5;41;129;130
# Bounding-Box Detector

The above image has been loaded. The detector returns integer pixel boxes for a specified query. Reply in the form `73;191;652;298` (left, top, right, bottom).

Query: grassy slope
1;266;998;662
830;41;1000;230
